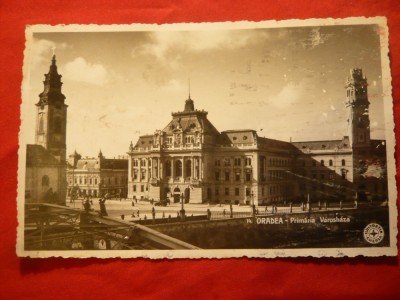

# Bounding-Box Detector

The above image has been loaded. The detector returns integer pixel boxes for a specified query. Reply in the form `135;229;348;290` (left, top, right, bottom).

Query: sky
21;22;387;158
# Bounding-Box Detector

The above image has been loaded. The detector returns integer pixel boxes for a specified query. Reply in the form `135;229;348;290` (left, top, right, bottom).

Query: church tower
345;68;370;148
35;55;68;162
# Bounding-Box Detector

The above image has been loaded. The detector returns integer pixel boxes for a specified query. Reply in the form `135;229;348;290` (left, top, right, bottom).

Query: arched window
341;159;346;166
42;175;49;187
186;160;192;178
165;160;171;177
54;117;62;133
176;160;182;177
329;159;333;166
320;160;325;166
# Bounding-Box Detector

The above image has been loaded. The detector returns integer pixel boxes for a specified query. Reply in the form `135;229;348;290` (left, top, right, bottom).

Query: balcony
162;144;202;151
149;178;159;185
191;179;201;186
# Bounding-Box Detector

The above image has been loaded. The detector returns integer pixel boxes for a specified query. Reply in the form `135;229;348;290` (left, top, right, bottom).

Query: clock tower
345;68;370;148
35;55;68;162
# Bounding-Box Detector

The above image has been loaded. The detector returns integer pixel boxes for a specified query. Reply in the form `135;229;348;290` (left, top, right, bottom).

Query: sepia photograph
17;17;397;258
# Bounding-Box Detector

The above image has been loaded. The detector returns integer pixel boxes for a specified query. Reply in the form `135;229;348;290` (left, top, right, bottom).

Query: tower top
184;78;195;112
184;95;195;112
346;68;367;87
37;54;66;106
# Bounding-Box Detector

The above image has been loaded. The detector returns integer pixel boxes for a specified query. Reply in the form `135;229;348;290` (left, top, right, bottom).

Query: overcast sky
21;22;386;158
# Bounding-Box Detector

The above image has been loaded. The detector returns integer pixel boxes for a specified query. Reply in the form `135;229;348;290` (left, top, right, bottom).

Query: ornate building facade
25;55;68;205
128;68;387;205
66;150;128;199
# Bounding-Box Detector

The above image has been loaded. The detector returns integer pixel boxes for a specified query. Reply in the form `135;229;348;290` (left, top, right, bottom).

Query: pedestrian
99;197;108;216
132;200;135;207
137;210;140;217
84;198;91;213
207;209;211;220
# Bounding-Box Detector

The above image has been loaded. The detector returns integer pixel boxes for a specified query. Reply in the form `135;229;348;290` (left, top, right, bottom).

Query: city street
65;198;357;222
66;198;256;221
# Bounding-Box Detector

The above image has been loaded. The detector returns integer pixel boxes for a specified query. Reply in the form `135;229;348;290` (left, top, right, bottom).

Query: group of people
83;194;108;216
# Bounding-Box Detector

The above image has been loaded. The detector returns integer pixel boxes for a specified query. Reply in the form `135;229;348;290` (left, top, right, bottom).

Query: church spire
37;54;65;106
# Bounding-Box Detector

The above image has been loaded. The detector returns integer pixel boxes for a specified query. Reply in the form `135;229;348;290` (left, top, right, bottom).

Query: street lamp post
251;190;256;216
180;192;185;221
70;151;81;207
70;167;75;204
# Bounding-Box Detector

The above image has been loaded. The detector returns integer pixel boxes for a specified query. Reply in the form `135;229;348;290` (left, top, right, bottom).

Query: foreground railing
24;203;199;250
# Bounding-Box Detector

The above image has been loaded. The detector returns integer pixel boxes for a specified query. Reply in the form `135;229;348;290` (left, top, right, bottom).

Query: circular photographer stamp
363;223;385;245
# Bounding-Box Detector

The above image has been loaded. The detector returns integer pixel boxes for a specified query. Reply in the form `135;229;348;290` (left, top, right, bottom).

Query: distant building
291;69;387;202
25;55;68;205
67;150;128;199
127;69;387;205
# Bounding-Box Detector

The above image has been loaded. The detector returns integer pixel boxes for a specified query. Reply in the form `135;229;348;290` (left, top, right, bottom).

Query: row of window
269;158;289;168
132;185;148;192
133;159;150;167
132;161;200;180
133;169;152;180
215;157;252;167
215;171;252;182
268;170;290;181
69;176;127;185
311;159;346;167
164;135;196;144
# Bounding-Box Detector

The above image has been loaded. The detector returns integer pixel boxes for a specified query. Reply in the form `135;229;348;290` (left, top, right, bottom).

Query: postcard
17;17;397;258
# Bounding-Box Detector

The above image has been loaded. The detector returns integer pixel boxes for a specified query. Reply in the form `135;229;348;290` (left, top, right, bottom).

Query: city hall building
128;69;387;205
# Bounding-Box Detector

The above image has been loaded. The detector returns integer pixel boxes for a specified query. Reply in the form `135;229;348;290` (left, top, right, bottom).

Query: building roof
220;130;256;145
291;136;351;152
162;111;220;136
75;159;100;170
68;154;128;170
26;144;61;166
258;137;296;151
134;135;154;149
101;159;128;170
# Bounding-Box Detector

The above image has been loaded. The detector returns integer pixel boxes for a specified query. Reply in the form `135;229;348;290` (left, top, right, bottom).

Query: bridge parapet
24;203;199;250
